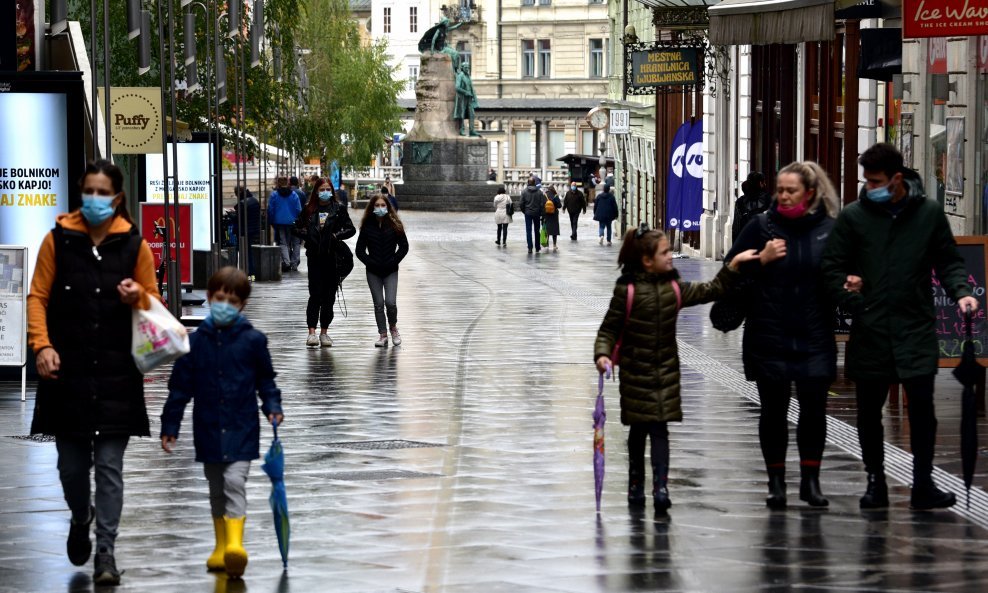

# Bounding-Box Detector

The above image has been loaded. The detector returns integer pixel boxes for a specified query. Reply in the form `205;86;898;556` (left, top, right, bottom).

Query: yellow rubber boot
206;516;226;571
223;516;248;578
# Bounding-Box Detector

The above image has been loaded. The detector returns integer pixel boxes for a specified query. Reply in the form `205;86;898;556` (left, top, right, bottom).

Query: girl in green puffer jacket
594;226;757;513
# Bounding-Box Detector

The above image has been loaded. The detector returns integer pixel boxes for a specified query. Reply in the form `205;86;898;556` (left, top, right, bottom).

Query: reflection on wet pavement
1;211;987;592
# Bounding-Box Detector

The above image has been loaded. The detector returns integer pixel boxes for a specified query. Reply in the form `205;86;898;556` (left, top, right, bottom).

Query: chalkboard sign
835;305;853;337
935;236;988;367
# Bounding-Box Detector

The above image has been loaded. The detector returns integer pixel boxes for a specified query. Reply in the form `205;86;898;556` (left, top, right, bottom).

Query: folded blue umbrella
261;421;290;568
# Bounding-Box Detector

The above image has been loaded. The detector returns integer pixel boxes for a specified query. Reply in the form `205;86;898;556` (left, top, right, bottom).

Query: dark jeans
569;211;580;239
306;255;338;329
628;421;670;485
524;214;541;251
855;375;937;482
755;379;830;469
496;224;509;244
56;434;130;553
598;221;612;242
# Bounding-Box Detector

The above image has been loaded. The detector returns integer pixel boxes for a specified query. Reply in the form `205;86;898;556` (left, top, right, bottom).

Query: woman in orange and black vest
27;160;159;586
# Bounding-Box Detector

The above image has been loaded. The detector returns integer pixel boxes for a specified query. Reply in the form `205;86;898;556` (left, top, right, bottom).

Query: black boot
766;468;787;510
653;478;672;513
859;472;889;509
910;477;956;510
628;465;646;507
799;466;829;507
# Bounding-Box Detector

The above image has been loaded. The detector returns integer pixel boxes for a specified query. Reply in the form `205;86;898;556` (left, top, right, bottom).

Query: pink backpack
610;280;681;366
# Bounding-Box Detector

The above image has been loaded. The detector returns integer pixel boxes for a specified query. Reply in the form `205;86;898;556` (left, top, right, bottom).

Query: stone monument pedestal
399;52;495;211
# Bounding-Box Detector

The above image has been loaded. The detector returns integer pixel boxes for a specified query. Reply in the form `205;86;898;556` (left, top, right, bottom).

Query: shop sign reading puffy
904;0;988;38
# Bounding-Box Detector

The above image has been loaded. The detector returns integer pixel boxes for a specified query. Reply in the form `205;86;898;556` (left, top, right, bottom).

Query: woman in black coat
355;194;409;347
726;161;838;509
296;178;356;348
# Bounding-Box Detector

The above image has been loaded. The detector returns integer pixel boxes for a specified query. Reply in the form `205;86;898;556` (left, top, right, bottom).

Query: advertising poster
99;87;163;154
0;246;27;366
141;203;192;285
144;142;213;251
681;119;704;231
0;92;70;282
900;112;914;168
946;116;965;195
666;121;691;230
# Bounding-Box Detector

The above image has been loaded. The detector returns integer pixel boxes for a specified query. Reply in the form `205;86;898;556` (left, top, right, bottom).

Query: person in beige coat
493;186;513;247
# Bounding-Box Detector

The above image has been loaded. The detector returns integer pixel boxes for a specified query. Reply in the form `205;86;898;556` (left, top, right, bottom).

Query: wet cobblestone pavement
2;211;988;592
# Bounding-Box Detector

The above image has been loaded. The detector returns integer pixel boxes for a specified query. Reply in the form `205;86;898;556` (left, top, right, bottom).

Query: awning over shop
708;0;834;45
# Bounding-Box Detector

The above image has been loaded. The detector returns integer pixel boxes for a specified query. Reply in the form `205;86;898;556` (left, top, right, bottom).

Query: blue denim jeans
524;214;541;251
598;221;612;242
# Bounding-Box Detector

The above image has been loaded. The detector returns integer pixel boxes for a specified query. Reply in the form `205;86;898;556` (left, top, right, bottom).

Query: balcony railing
440;3;480;24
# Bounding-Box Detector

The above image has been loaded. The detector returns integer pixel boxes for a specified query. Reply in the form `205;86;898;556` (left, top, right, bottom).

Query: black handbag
505;201;514;217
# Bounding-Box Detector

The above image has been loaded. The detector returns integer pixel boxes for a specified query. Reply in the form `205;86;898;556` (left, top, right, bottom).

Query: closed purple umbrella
593;367;610;512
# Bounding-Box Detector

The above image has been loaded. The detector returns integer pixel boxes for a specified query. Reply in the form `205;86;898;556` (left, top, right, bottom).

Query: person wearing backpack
595;225;758;513
493;186;513;246
731;172;772;243
542;186;563;251
355;194;409;347
294;178;355;348
726;161;839;509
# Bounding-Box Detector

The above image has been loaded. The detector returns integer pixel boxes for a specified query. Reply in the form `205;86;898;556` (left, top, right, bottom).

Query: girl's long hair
776;161;839;218
361;194;404;234
80;159;133;223
617;226;667;273
304;178;335;218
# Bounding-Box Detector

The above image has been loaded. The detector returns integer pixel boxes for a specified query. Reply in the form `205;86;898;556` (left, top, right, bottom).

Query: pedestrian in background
542;185;562;251
593;185;619;246
381;185;399;211
563;181;586;240
731;172;772;244
488;168;497;181
161;267;283;579
493;185;512;246
335;182;350;209
295;178;356;348
356;195;409;347
267;176;303;272
822;143;977;511
519;178;544;254
383;175;396;199
233;186;261;279
28;160;160;586
727;161;839;509
594;225;757;513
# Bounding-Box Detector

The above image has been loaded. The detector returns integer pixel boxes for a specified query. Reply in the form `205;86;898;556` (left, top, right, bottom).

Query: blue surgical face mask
318;190;333;203
209;300;241;327
571;185;577;191
373;207;388;217
80;194;116;226
866;183;893;203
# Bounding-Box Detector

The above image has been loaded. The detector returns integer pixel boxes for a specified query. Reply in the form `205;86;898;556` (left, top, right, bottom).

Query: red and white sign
928;37;948;74
904;0;988;38
979;36;988;73
141;203;192;285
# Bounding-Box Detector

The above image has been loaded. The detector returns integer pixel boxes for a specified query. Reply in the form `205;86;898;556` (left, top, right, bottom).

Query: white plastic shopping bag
131;299;190;373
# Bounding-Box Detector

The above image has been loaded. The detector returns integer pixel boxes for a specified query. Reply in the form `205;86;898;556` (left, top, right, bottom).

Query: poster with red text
141;204;192;285
904;0;988;38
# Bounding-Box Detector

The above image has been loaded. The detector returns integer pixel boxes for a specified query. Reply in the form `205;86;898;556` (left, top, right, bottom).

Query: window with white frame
538;0;551;5
409;7;417;33
538;40;551;78
514;129;532;166
521;0;535;6
522;40;535;78
408;64;419;91
456;41;472;66
590;39;605;78
383;7;391;34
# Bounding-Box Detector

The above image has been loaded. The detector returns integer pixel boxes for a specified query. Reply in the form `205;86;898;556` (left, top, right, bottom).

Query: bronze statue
454;62;479;137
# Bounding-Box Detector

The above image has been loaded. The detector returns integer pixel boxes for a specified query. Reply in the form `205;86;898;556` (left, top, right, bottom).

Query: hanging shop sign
628;47;701;94
979;36;988;73
904;0;988;39
99;87;163;155
928;37;948;74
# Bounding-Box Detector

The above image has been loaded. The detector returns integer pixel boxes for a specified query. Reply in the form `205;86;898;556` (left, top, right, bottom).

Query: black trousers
306;256;338;329
496;224;508;243
569;211;580;239
755;379;830;470
628;421;670;486
855;375;937;481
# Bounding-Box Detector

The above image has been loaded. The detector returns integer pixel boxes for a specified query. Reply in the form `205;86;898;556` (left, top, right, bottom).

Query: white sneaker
319;334;333;348
390;328;402;346
375;334;389;348
306;334;319;348
599;236;604;245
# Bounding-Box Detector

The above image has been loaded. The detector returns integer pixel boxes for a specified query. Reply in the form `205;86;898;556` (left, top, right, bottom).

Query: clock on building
586;107;609;130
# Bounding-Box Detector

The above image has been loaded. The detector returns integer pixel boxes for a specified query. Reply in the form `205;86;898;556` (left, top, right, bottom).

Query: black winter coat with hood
727;206;837;382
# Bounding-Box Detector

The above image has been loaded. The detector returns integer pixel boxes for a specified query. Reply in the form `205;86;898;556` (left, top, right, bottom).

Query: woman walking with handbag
27;160;160;585
296;178;356;348
726;161;839;509
594;225;757;513
493;186;512;246
355;194;409;347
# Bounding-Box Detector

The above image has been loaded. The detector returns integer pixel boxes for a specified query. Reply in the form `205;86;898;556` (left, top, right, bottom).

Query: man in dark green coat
821;143;978;511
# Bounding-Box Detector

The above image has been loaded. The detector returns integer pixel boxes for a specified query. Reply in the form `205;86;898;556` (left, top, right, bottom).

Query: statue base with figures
399;52;494;211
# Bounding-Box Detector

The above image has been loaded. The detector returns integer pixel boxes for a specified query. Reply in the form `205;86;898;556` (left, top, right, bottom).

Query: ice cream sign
904;0;988;38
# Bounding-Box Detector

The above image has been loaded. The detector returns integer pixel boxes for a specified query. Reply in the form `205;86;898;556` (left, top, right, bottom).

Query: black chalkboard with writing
934;236;988;366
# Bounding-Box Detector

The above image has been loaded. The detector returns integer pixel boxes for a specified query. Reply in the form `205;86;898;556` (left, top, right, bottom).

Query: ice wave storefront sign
904;0;988;38
666;120;703;231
